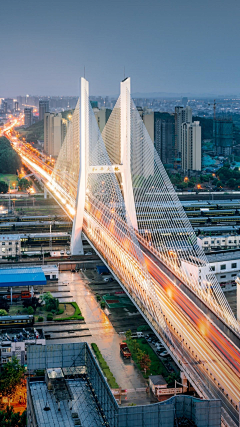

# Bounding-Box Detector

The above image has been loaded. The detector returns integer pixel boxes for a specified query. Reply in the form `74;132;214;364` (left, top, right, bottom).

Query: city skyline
1;0;240;97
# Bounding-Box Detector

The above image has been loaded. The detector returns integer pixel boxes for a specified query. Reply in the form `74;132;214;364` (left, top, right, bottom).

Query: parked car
85;252;92;255
60;250;65;255
103;277;113;282
160;350;169;357
66;250;71;255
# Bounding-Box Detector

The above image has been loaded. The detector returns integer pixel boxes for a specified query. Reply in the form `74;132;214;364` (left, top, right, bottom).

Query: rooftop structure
27;343;221;427
0;267;46;287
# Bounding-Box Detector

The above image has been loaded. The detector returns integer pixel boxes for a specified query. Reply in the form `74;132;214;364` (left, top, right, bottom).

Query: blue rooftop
0;267;46;287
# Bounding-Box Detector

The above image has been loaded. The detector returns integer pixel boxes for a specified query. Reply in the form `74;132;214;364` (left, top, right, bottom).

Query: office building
39;100;49;121
44;112;68;157
175;106;192;158
181;121;201;173
4;98;13;111
24;107;33;127
14;101;19;112
2;101;7;114
154;114;174;165
213;118;233;156
0;330;45;366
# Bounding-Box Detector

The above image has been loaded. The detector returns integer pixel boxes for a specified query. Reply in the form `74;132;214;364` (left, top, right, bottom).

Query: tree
0;309;8;316
17;178;32;191
139;353;151;374
27;306;34;315
0;407;26;427
0;357;25;398
136;348;145;364
0;181;8;193
125;330;132;340
0;299;9;312
41;291;59;312
0;137;21;174
23;296;42;312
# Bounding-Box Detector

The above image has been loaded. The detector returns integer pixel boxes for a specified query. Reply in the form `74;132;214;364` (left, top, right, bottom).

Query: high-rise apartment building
44;112;68;157
175;106;192;158
24;108;33;127
213;118;233;156
39;100;50;121
181;121;201;173
94;107;112;133
154;115;174;165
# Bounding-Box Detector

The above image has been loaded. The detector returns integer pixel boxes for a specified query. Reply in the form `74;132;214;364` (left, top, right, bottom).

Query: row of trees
126;330;151;374
0;137;21;174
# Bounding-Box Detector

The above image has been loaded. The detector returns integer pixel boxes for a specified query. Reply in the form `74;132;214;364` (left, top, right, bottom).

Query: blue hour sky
1;0;240;97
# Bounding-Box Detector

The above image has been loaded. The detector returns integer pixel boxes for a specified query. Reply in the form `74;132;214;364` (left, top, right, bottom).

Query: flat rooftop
29;378;105;427
207;251;240;263
0;266;46;287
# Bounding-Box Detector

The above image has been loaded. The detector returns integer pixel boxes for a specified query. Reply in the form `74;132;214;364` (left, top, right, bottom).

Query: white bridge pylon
71;77;138;255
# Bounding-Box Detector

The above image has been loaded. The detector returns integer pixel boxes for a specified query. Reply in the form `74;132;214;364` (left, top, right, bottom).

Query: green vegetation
38;316;43;322
0;137;21;174
18;110;74;144
41;291;59;312
91;343;119;389
216;164;240;189
54;302;84;321
0;309;8;316
47;314;53;321
126;336;168;379
17;177;32;190
27;306;34;315
0;181;8;193
18;119;44;143
0;357;25;398
0;407;26;427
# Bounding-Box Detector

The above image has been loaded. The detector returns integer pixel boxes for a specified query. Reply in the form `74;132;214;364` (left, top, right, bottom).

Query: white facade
207;252;240;290
0;235;21;258
181;260;210;289
175;106;192;157
44;113;68;157
41;265;58;280
200;235;240;251
1;338;45;365
181;121;201;173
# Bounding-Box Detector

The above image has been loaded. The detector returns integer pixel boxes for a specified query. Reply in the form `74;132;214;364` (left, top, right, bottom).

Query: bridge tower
71;77;138;255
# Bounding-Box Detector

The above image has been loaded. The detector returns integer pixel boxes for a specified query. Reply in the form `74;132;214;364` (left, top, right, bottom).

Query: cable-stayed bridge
13;78;240;427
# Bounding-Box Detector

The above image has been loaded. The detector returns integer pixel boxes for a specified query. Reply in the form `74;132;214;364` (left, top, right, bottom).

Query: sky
1;0;240;97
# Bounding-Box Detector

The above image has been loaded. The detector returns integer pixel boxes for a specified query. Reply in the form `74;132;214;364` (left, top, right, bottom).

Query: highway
5;128;240;426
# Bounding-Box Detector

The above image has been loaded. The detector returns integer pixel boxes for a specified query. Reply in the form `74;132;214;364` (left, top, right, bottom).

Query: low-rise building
149;375;168;397
0;234;21;258
200;234;240;251
207;251;240;290
0;329;45;366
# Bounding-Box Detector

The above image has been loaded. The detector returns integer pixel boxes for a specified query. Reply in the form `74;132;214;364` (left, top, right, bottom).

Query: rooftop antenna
84;66;85;79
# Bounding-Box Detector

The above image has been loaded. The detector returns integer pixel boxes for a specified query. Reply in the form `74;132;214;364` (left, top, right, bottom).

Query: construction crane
208;99;216;120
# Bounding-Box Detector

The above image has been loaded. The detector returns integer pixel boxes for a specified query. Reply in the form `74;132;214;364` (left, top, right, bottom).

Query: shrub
100;301;106;309
57;309;64;315
47;314;53;321
38;317;43;322
96;295;101;301
27;306;34;315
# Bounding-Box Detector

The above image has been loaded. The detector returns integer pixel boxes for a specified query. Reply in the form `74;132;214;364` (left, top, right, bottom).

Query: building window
231;263;237;269
220;265;226;270
210;266;215;271
220;275;226;279
9;242;12;245
232;273;237;277
2;242;5;246
2;248;5;253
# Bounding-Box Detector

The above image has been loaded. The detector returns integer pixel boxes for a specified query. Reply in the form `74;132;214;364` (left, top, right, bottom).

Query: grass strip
126;338;168;379
54;302;84;321
91;343;119;389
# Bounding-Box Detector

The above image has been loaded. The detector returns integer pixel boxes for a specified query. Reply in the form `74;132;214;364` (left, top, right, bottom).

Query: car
160;350;169;357
85;252;92;255
103;277;113;282
60;250;65;255
66;250;71;255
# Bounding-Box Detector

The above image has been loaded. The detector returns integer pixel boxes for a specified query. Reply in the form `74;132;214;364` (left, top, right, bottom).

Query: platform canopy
0;267;46;287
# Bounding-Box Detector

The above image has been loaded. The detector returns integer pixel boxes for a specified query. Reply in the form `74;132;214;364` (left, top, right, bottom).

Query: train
0;315;34;328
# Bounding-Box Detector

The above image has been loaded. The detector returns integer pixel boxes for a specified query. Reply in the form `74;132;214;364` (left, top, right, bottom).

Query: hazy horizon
1;0;240;97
